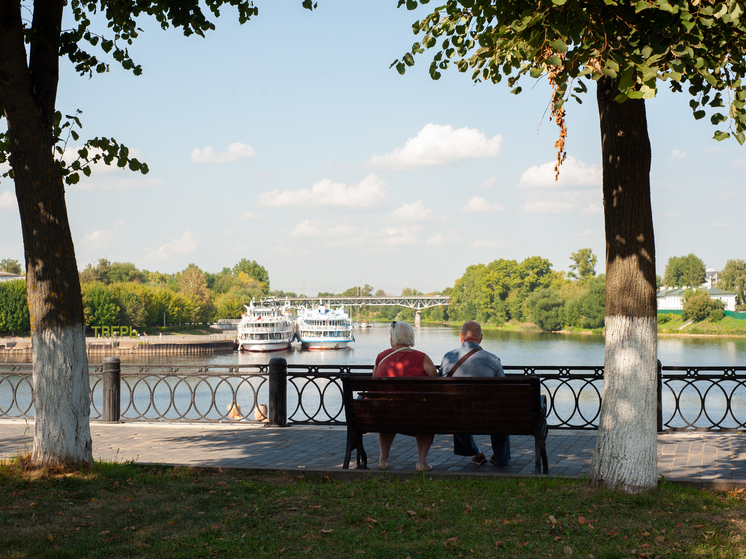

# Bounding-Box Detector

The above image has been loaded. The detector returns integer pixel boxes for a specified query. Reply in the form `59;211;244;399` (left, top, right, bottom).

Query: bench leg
343;427;354;470
356;432;368;469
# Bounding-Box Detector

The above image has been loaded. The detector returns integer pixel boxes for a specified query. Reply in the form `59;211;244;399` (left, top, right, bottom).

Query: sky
1;1;744;296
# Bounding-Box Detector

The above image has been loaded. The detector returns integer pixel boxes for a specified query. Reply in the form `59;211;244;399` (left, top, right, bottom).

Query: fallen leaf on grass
309;505;322;509
495;541;504;547
364;517;378;524
99;531;110;536
655;536;665;543
407;510;417;517
321;529;333;534
564;545;573;555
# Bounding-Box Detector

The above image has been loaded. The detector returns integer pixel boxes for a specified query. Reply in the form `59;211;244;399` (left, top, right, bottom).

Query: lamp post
192;307;200;325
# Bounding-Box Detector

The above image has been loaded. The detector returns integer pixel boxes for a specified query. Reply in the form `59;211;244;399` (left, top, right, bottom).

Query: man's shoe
489;455;507;467
471;452;487;466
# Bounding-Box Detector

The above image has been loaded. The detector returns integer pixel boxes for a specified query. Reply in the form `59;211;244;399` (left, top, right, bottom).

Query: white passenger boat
296;303;354;350
236;300;294;352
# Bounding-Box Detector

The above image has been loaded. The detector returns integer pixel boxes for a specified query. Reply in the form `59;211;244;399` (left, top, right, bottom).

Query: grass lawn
1;458;745;559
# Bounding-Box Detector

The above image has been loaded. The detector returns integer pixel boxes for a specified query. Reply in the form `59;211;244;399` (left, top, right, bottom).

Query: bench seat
341;374;548;474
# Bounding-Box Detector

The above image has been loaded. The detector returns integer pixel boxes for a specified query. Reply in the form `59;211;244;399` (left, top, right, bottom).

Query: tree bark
589;76;657;493
0;0;93;466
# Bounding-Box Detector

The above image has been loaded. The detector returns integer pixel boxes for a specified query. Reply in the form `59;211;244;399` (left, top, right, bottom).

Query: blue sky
1;1;744;296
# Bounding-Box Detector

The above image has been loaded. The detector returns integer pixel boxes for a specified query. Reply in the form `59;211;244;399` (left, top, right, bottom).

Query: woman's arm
423;354;438;377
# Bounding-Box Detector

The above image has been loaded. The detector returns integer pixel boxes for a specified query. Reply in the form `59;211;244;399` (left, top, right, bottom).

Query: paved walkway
1;420;744;487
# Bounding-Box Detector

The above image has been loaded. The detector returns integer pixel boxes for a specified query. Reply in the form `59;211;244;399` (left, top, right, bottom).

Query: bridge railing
2;359;745;431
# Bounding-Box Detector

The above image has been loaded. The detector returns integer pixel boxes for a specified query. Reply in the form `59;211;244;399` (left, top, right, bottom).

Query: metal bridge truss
262;296;450;310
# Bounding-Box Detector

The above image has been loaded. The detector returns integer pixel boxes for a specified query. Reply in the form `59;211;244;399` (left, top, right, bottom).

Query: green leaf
547;55;562;66
403;53;415;67
703;72;718;87
713;130;730;141
529;66;542;78
693;110;706;120
551;0;568;4
634;0;649;11
396;62;406;75
549;39;567;53
735;131;746;145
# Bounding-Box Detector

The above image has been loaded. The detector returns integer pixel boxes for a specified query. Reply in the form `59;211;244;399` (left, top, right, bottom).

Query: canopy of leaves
717;258;746;307
395;0;746;143
568;248;597;281
526;288;565;331
0;259;23;275
663;253;706;287
682;288;725;321
0;280;30;334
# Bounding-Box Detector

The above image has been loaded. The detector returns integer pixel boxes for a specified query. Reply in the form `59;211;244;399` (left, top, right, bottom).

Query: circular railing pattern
2;362;745;430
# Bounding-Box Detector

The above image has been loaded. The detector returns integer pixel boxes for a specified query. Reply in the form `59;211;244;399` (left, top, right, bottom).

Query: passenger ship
296;303;354;350
236;300;295;352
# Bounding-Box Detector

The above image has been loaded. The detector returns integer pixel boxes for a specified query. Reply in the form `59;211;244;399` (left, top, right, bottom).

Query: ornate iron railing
1;361;744;431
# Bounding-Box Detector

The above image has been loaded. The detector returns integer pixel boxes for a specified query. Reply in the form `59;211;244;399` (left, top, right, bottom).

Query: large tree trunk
0;1;93;466
589;77;658;492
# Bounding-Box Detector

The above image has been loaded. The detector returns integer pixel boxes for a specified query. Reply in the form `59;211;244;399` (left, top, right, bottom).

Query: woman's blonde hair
390;321;415;347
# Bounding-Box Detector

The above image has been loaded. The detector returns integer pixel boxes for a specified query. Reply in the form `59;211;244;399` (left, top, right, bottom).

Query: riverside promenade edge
1;420;744;488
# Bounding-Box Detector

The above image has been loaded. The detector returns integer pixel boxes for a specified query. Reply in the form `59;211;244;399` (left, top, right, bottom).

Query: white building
0;272;23;282
657;287;737;312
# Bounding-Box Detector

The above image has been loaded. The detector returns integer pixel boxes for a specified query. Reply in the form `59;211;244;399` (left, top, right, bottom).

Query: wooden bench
341;374;548;474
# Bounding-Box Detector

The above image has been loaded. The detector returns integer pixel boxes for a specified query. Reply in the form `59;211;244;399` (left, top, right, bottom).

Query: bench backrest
343;375;544;436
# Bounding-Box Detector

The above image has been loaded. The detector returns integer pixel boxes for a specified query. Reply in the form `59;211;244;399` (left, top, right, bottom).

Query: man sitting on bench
439;321;511;468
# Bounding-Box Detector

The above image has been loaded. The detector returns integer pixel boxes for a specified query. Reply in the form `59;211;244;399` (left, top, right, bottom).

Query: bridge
261;295;451;326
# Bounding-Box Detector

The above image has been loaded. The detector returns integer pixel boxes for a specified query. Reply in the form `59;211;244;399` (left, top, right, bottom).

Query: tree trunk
589;77;657;493
0;0;93;466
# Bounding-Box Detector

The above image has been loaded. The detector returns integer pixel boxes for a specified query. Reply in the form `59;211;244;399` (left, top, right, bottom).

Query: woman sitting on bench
373;321;438;471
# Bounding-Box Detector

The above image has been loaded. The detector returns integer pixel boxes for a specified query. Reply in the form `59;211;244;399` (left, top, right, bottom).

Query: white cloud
721;184;744;200
522;200;576;214
68;176;165;192
240;211;262;220
376;226;421;247
710;221;728;228
288;220;369;248
0;190;16;211
190;142;256;164
461;196;505;214
467;239;509;249
78;220;125;253
579;202;603;216
258;173;387;209
733;158;746;170
518;156;601;188
389;200;444;222
474;177;497;190
426;231;460;247
656;212;679;219
148;231;199;261
366;123;502;170
579;228;602;238
669;149;686;161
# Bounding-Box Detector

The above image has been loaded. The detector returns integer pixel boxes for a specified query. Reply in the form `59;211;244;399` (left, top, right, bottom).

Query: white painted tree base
590;315;657;493
32;324;93;466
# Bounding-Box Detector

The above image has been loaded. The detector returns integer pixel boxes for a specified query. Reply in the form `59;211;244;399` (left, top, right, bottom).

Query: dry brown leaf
407;510;417;516
321;529;333;534
309;505;321;509
564;545;573;555
364;517;378;523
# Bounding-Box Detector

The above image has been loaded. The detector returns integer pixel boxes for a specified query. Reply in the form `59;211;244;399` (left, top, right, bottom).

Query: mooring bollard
103;356;121;422
268;357;288;427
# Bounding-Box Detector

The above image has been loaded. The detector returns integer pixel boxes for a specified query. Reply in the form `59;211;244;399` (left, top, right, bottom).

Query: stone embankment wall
1;335;237;356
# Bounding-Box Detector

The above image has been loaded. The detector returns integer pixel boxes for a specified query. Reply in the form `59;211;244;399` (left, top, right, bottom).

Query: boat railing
2;359;745;431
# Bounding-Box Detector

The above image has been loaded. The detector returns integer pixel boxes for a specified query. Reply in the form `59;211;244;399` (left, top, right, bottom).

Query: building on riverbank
658;286;737;312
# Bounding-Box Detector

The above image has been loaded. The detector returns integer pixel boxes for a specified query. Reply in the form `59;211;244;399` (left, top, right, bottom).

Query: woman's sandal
415;462;432;472
378;460;389;470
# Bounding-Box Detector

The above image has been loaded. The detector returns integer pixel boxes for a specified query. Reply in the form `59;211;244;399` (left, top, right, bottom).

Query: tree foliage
394;0;746;144
682;289;725;322
0;258;23;275
232;259;270;293
526;288;565;331
718;259;746;308
663;254;706;287
568;248;597;282
0;279;30;334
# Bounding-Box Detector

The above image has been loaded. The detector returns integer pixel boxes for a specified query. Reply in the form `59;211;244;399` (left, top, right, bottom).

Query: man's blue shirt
439;340;504;378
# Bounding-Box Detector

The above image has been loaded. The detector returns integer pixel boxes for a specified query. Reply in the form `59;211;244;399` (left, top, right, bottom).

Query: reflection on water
3;325;746;367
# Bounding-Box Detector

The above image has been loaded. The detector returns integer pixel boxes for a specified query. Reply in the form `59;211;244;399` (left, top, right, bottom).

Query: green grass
2;457;745;558
658;315;746;336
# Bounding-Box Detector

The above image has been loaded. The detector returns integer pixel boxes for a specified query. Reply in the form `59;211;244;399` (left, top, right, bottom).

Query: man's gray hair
390;321;416;347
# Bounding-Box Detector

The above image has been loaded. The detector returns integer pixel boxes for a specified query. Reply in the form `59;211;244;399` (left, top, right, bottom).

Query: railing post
103;356;121;423
656;359;663;433
268;357;287;426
